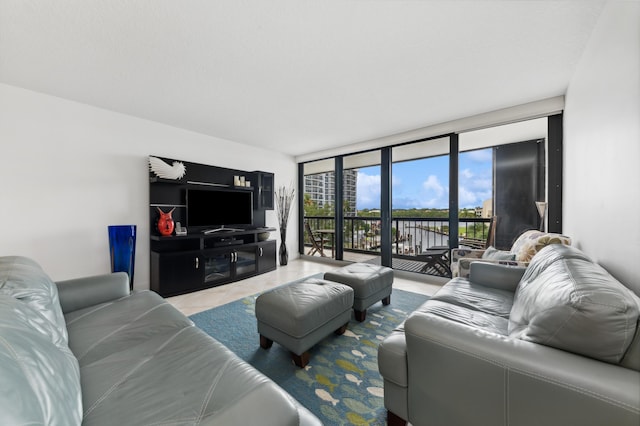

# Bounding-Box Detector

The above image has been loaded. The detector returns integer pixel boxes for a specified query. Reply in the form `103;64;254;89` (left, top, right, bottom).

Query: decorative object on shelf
156;207;176;236
234;175;251;187
108;225;137;290
536;201;547;231
149;156;186;180
275;184;295;266
258;231;270;241
175;222;187;236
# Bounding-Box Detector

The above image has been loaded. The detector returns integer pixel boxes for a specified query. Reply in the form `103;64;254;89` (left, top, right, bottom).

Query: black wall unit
149;156;276;297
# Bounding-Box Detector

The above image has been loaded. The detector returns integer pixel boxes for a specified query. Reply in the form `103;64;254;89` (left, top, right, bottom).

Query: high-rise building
342;170;357;216
304;170;358;216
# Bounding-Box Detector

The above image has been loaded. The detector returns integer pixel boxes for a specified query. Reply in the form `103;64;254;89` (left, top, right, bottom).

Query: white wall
564;1;640;292
0;84;298;288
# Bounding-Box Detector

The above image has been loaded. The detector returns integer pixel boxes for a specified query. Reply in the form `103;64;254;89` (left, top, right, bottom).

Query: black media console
150;229;276;297
149;156;276;297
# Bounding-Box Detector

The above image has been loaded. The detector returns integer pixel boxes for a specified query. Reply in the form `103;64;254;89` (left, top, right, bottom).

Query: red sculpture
156;207;175;236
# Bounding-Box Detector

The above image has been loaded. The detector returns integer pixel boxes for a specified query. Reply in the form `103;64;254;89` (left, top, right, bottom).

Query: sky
356;148;493;210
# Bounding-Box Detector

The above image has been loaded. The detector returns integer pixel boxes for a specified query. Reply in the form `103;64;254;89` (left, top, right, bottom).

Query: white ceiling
0;1;605;157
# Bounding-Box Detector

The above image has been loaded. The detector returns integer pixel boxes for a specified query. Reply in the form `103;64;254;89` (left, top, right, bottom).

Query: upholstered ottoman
324;263;394;321
255;278;354;368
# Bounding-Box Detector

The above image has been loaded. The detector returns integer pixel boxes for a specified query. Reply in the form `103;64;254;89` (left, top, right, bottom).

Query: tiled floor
167;257;445;316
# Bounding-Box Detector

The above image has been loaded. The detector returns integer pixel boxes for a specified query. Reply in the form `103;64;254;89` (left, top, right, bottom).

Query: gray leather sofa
0;256;321;425
379;244;640;426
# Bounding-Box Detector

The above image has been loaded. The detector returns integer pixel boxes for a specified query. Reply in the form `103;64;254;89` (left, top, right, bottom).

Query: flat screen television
187;188;253;231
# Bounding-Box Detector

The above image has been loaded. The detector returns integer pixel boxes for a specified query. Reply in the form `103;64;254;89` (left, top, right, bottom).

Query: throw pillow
512;232;572;262
509;244;640;364
481;246;516;261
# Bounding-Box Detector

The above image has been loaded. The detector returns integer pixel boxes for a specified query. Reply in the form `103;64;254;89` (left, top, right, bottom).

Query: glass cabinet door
234;247;257;277
257;172;274;210
202;251;232;283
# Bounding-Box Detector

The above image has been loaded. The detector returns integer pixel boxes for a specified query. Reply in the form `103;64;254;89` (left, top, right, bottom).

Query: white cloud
422;175;444;197
418;197;444;208
357;172;381;209
458;163;492;208
466;149;492;162
458;186;477;206
470;177;492;191
458;186;492;209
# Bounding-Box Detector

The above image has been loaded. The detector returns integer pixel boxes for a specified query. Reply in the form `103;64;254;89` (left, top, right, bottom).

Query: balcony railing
303;216;491;275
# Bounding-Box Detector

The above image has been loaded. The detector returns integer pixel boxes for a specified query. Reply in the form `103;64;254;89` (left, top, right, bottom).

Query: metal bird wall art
148;156;186;180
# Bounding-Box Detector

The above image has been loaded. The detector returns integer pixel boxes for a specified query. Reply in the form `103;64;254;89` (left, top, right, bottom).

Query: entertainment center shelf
150;228;276;252
149;156;276;298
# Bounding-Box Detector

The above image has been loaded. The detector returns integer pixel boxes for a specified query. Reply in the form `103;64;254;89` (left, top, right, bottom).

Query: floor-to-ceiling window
457;147;494;244
390;137;450;273
302;159;336;257
342;151;382;263
459;118;548;250
299;116;558;276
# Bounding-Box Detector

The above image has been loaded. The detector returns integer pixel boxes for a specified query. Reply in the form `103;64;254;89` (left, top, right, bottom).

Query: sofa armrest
378;328;410;420
55;272;130;313
469;262;527;292
404;312;640;426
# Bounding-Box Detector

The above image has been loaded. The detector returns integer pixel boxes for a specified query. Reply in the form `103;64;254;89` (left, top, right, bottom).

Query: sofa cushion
68;290;309;425
509;244;640;364
0;295;82;425
64;290;192;364
430;278;514;318
0;256;69;348
420;300;509;335
481;246;516;261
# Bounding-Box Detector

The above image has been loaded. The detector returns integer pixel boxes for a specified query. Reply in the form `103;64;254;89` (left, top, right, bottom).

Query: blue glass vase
108;225;137;289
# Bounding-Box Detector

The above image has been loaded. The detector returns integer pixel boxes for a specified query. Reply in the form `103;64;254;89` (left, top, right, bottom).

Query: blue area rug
189;275;429;426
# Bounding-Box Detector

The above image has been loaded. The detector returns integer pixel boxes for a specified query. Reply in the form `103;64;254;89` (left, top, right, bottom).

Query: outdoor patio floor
306;249;450;277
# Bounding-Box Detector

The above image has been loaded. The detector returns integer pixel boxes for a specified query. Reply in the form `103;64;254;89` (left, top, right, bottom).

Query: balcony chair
415;217;496;278
416;249;452;277
305;221;325;257
459;215;497;249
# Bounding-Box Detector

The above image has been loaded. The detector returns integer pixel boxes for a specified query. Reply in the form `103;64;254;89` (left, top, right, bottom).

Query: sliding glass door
342;151;382;264
302;159;336;258
390;137;450;274
457;147;494;245
298;116;558;276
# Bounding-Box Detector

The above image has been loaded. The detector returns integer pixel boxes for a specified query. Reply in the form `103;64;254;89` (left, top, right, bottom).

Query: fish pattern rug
189;278;429;425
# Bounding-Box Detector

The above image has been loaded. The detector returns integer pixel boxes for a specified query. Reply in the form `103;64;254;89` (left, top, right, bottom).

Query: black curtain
494;139;545;249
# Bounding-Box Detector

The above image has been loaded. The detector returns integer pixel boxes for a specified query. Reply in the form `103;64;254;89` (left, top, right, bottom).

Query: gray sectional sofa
0;256;321;425
379;244;640;426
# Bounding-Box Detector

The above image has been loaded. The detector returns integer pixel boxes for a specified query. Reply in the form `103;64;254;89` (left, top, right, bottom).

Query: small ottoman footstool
255;278;354;368
324;263;394;321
